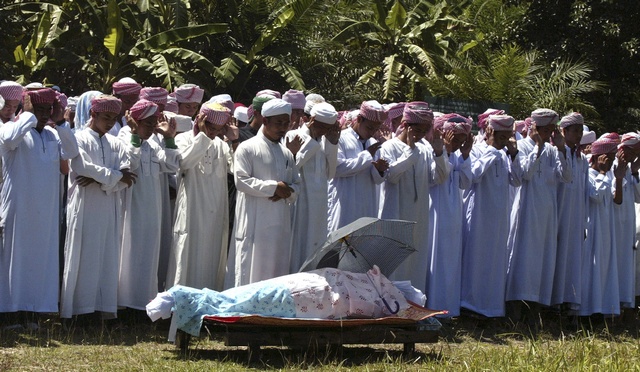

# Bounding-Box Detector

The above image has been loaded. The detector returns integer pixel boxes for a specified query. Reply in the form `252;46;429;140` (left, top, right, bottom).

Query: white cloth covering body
377;137;450;293
460;142;524;317
0;113;79;312
552;146;589;307
166;131;232;291
427;150;472;317
577;169;620;316
286;125;338;273
327;127;385;232
230;130;301;286
506;138;572;305
116;127;181;310
60;128;130;318
609;162;640;308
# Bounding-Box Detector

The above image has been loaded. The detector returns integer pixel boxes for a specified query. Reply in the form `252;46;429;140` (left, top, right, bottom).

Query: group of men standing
0;77;638;328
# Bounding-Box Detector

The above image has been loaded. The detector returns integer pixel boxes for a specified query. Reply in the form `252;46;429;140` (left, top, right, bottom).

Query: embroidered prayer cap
129;99;158;121
90;94;122;114
282;89;306;110
531;108;559;127
591;133;620;155
253;94;274;115
0;81;24;101
25;82;44;90
359;100;388;123
140;87;168;105
487;114;515;131
234;106;249;123
310;102;338;125
261;98;292;118
27;88;57;105
256;89;281;98
435;113;473;134
402;101;432;125
208;94;234;113
619;132;640;151
174;84;204;103
112;77;142;96
559;112;584;128
67;96;79;112
200;102;231;126
580;125;596;145
164;93;179;113
477;108;505;130
304;93;326;115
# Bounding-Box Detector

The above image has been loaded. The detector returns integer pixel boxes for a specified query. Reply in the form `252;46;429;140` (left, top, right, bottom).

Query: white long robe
60;128;130;318
552;146;589;307
427;150;472;317
327;127;385;232
167;131;232;291
286;125;337;273
230;130;301;287
506;139;572;306
577;169;620;316
378;138;450;293
0;113;79;312
609;162;640;309
460;142;523;317
117;128;180;310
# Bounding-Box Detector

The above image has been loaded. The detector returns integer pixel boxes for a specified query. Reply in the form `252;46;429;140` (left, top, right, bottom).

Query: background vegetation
1;0;638;133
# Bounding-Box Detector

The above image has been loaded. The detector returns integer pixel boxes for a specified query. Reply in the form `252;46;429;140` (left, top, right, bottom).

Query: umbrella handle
382;298;400;314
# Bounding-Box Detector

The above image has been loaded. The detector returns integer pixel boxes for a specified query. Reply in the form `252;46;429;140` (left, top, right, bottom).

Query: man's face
536;124;555;143
202;120;226;140
562;124;583;147
137;116;158;140
405;122;431;142
309;118;335;138
291;108;306;127
620;145;640;163
0;99;20;122
354;116;382;140
90;111;119;135
490;128;513;149
33;103;52;127
391;116;403;132
262;114;290;141
118;94;138;113
178;102;199;118
450;133;468;152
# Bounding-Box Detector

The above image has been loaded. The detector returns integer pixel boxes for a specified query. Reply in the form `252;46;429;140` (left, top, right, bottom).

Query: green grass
2;310;640;371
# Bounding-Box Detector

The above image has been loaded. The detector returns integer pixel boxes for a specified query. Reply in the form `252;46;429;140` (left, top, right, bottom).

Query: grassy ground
2;308;640;371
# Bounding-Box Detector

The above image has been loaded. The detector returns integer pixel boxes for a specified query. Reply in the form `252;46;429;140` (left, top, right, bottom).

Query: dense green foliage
0;0;637;131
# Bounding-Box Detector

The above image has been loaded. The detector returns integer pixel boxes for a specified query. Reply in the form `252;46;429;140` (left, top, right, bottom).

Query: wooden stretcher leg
403;342;415;357
175;330;191;353
248;342;261;363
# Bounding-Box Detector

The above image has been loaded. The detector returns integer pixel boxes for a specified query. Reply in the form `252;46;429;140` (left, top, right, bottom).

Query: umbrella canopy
299;217;416;276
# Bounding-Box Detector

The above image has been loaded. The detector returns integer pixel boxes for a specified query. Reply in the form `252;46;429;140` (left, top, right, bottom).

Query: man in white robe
426;114;473;317
327;100;389;232
377;102;450;292
552;113;590;309
286;102;340;273
460;115;523;317
167;102;233;291
60;95;137;318
117;99;180;310
577;133;624;317
0;90;78;314
231;98;301;286
505;109;572;320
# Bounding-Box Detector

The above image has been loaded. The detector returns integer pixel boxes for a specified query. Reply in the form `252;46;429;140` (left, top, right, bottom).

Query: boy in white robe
0;90;78;315
327;100;389;232
427;114;473;317
108;77;141;136
577;133;625;317
231;98;301;286
167;102;233;291
117;99;180;310
505;109;572;322
552;113;590;310
460;115;523;317
378;102;450;293
0;81;24;124
286;102;340;273
60;95;137;319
